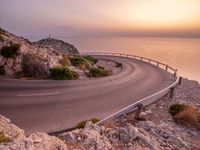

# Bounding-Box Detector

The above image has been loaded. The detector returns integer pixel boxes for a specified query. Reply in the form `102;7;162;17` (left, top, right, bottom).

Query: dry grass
172;104;200;129
103;120;119;129
75;118;100;129
59;54;69;66
0;131;10;144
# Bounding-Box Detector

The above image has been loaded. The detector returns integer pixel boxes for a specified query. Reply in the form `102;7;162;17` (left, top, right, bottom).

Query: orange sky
0;0;200;37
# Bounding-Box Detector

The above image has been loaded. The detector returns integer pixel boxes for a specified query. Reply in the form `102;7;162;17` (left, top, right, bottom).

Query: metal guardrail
81;52;177;76
80;52;180;125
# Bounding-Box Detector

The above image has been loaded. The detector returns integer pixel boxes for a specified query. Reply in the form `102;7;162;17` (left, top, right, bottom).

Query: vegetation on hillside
169;104;200;129
0;66;5;76
69;56;90;70
0;131;10;144
0;28;5;34
59;54;69;66
49;66;78;80
15;53;48;79
76;118;100;129
87;67;112;77
0;44;20;58
83;55;98;64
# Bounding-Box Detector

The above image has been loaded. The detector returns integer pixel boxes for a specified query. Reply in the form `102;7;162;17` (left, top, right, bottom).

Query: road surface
0;55;175;134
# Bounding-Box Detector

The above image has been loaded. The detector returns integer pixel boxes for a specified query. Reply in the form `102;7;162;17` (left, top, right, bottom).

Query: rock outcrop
0;28;62;77
36;37;79;55
0;115;67;150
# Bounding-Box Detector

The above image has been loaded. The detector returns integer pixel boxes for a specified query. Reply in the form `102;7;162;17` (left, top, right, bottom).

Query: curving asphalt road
0;55;175;134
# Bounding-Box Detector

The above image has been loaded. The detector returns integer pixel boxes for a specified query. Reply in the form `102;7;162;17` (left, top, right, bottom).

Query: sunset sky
0;0;200;38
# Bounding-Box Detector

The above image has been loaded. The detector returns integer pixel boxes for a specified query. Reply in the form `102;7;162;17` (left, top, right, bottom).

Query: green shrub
69;56;90;70
69;56;85;66
49;66;78;80
15;71;24;79
88;67;111;77
59;54;69;66
83;55;98;64
0;44;20;58
0;28;5;35
168;104;187;116
76;118;100;129
90;118;100;124
21;53;48;79
0;35;3;42
75;120;88;129
0;66;5;76
0;131;10;144
115;62;122;68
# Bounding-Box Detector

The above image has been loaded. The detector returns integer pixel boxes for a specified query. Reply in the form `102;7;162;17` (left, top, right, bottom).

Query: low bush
0;28;5;35
115;62;122;68
0;66;5;76
169;104;200;129
59;54;69;66
49;66;78;80
83;55;98;64
20;53;48;79
69;56;90;70
0;35;4;42
88;67;111;77
0;131;10;144
15;71;24;79
168;104;187;116
76;118;100;129
0;44;20;58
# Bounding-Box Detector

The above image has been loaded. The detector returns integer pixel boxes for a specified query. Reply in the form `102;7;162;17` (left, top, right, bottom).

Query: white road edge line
17;92;60;97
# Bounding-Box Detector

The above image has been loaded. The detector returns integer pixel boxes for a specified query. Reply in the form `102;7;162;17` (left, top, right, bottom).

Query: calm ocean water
32;36;200;82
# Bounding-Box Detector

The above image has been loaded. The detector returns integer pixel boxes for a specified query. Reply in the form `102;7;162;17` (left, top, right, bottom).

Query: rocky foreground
0;78;199;150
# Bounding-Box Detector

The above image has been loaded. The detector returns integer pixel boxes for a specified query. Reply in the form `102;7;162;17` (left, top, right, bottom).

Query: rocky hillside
0;28;119;79
36;37;79;55
0;28;62;77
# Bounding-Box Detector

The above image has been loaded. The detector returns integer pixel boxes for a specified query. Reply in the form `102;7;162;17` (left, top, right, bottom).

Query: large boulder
0;115;25;141
0;114;67;150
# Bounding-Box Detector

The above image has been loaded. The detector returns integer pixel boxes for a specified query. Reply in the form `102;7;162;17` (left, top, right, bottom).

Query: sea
31;36;200;83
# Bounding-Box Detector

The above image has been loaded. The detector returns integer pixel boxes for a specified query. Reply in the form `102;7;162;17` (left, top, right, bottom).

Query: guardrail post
135;103;143;120
178;76;182;85
148;60;151;63
169;87;175;99
141;57;143;61
165;65;168;71
157;62;159;67
174;70;177;77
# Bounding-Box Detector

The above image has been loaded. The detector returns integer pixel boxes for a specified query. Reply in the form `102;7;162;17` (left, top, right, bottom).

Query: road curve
0;55;175;134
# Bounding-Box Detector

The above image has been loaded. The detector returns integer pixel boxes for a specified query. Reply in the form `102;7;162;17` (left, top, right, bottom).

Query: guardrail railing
81;52;177;76
80;52;180;125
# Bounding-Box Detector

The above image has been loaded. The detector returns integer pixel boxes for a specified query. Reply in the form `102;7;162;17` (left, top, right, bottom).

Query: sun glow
99;0;200;32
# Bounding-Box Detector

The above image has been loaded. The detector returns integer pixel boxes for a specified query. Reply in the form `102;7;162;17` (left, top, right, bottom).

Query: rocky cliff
0;28;62;77
36;37;79;55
